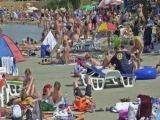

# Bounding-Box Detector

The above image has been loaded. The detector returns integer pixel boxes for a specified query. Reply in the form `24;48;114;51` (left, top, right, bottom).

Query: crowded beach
0;0;160;119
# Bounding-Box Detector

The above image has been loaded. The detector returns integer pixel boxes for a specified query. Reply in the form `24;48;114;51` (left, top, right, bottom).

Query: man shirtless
44;81;63;107
21;39;40;51
128;36;144;61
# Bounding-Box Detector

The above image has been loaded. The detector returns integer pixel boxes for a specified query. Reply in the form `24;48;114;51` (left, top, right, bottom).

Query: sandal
95;108;104;112
105;107;110;111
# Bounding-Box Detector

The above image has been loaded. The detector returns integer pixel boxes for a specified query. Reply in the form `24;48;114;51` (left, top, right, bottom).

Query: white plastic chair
80;63;136;90
6;81;23;97
0;76;9;107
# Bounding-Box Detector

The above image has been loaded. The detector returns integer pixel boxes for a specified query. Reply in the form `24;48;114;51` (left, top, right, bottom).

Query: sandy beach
15;51;160;120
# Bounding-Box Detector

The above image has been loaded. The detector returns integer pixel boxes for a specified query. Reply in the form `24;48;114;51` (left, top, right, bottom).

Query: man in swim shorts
128;36;144;61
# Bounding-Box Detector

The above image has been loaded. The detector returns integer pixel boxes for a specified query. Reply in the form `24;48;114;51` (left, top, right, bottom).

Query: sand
14;50;160;120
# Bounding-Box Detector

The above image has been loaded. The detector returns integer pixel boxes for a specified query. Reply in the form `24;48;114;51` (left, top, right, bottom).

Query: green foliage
46;0;73;10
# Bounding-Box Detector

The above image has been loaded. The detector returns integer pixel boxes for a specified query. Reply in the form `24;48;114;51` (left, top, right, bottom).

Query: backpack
12;104;22;120
74;98;90;112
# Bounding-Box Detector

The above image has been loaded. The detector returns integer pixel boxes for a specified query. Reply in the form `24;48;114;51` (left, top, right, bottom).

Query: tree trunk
138;0;148;23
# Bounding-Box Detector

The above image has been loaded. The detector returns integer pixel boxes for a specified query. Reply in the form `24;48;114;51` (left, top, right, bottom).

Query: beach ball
113;37;120;46
102;53;106;59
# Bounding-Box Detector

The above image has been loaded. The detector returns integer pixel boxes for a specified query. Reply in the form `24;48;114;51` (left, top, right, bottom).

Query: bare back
133;36;143;48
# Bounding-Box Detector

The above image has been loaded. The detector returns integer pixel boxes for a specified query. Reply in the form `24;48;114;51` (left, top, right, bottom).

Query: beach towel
43;31;58;52
51;63;77;66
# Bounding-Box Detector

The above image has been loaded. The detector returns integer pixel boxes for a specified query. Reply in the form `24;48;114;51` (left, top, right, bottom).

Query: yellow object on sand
20;97;32;105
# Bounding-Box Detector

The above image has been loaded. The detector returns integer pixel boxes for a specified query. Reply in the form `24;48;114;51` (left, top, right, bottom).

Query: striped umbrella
105;0;123;6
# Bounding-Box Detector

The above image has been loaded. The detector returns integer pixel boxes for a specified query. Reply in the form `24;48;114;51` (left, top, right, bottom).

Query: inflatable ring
134;66;158;80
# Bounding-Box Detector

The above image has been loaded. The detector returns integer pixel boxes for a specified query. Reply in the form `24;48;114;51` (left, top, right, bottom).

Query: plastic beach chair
80;62;136;90
0;75;9;107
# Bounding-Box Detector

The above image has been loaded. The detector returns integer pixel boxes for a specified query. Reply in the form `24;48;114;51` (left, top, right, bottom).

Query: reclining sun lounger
72;40;102;52
79;62;136;90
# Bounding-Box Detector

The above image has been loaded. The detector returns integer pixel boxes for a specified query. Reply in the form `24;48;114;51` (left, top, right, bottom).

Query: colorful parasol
82;5;93;10
98;22;116;32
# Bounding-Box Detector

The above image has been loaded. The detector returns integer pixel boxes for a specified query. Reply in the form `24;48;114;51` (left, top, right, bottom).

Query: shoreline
5;20;39;25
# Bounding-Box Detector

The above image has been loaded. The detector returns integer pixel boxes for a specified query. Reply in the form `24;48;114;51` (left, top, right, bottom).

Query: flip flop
95;108;104;112
105;107;110;111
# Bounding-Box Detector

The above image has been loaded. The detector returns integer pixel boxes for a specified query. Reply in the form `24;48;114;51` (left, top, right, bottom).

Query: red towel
137;94;152;118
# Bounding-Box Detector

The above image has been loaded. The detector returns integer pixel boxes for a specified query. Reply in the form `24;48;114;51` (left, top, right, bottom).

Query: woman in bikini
39;39;70;65
82;21;90;39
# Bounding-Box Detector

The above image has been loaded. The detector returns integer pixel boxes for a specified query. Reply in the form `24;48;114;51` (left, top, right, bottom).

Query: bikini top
59;25;63;30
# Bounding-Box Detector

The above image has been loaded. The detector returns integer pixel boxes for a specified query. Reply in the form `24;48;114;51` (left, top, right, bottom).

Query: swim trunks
58;58;65;64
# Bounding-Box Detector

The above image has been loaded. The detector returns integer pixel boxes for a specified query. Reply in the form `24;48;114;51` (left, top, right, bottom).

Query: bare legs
73;78;91;89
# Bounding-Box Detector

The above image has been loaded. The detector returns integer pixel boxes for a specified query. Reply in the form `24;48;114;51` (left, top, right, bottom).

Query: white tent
42;31;58;52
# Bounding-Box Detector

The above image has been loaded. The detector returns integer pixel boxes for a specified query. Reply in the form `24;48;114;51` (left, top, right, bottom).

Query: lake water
2;24;43;43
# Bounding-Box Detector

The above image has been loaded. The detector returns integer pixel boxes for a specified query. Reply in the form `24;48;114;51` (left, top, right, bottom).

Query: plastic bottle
65;92;68;107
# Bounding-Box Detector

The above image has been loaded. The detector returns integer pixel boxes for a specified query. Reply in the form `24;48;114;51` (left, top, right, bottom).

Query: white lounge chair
79;63;136;90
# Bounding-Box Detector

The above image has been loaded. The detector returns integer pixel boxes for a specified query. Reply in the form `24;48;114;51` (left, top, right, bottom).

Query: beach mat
51;63;77;66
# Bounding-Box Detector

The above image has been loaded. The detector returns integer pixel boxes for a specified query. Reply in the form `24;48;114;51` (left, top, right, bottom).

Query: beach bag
119;109;128;120
137;95;152;119
128;103;139;120
12;104;22;120
32;100;43;120
26;109;32;120
74;98;90;112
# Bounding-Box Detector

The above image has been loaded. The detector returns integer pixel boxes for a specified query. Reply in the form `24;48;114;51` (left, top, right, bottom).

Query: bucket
41;45;47;57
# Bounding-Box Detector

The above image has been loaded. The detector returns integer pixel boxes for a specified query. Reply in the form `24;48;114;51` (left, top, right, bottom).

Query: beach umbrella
25;10;33;13
98;22;116;32
105;0;123;6
26;2;33;6
82;5;93;10
29;7;38;10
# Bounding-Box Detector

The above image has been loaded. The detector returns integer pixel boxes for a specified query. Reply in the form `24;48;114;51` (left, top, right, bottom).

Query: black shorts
74;85;92;98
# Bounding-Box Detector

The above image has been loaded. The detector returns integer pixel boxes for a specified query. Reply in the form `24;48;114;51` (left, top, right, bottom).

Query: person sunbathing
21;39;40;51
5;73;24;81
40;40;71;65
85;54;101;66
73;78;95;112
43;81;64;107
21;68;39;98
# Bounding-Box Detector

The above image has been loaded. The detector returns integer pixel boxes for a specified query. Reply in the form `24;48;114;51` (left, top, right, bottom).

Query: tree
46;0;73;10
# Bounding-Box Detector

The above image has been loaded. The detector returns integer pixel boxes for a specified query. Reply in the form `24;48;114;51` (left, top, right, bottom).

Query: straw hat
22;39;26;42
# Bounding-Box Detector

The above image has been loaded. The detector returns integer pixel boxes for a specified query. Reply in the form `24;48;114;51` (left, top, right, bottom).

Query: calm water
2;24;43;43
